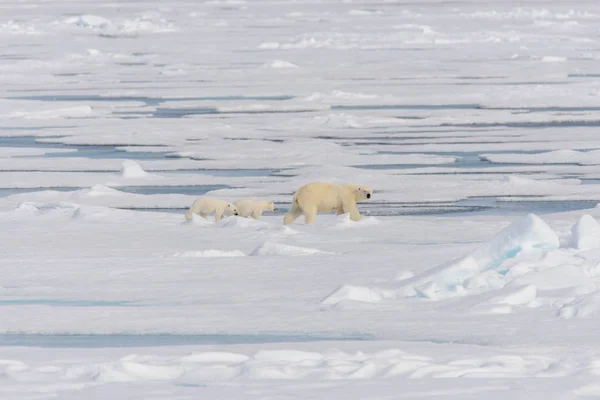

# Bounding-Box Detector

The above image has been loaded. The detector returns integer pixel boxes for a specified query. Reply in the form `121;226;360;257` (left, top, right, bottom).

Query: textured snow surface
4;0;600;398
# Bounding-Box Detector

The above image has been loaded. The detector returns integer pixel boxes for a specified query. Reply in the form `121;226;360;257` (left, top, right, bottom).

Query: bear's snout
366;193;371;199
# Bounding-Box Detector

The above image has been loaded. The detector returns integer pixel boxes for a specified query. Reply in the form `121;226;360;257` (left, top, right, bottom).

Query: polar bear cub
185;196;238;222
233;199;276;220
283;182;373;225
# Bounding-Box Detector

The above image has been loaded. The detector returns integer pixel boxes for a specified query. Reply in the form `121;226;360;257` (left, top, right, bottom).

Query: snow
4;0;600;398
569;215;600;250
119;160;151;178
262;60;299;69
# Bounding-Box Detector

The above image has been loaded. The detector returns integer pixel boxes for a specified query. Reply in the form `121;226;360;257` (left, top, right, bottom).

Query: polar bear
233;199;276;219
185;197;238;222
283;182;373;225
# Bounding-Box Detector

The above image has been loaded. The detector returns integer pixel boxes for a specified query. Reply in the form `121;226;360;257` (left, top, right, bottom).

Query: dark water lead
0;135;66;148
0;187;81;198
0;136;171;161
121;198;600;217
151;107;318;118
0;299;135;307
331;104;480;111
8;94;295;106
163;168;281;177
115;184;230;196
441;120;600;129
0;333;370;348
41;146;171;160
453;197;599;216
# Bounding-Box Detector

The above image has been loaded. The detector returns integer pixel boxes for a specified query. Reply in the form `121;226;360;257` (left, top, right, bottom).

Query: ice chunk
64;15;111;29
261;60;299;69
321;285;395;305
570;215;600;250
403;214;559;299
120;160;150;178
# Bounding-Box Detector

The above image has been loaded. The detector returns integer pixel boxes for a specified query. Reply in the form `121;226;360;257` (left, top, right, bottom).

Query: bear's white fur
233;199;276;220
185;197;238;222
283;182;373;225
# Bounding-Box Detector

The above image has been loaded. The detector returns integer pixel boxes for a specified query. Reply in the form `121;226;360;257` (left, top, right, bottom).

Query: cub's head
267;201;276;212
226;203;239;216
355;186;374;202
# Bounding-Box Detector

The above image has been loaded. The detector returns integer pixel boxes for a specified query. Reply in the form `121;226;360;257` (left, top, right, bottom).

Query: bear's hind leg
283;202;302;225
199;212;208;219
336;207;345;215
303;205;318;224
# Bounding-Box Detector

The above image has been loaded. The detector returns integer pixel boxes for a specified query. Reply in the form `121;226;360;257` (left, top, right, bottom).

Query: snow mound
321;285;395;305
569;215;600;250
559;291;600;319
541;56;567;63
256;224;299;236
101;17;177;37
250;241;333;256
25;348;559;386
258;42;281;50
8;202;82;219
189;213;213;226
120;160;150;178
64;15;111;29
170;250;246;258
78;185;123;197
488;284;538;306
261;60;298;69
0;20;41;35
12;202;45;215
326;214;382;229
64;13;176;37
216;216;268;229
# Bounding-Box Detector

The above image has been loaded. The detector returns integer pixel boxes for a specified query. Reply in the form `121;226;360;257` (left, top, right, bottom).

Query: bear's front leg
214;211;224;222
349;210;363;221
343;202;363;221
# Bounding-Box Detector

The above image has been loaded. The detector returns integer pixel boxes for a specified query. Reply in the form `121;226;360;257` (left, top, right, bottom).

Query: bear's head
355;186;374;202
226;203;239;216
267;201;276;212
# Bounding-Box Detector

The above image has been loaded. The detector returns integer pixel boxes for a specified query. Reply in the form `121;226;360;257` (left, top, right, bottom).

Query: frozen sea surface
4;0;600;398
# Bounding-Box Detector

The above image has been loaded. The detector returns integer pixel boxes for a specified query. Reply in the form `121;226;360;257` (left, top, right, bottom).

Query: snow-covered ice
4;0;600;398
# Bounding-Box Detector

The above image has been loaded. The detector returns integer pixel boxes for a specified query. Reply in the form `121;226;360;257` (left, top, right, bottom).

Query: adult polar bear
283;182;373;225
